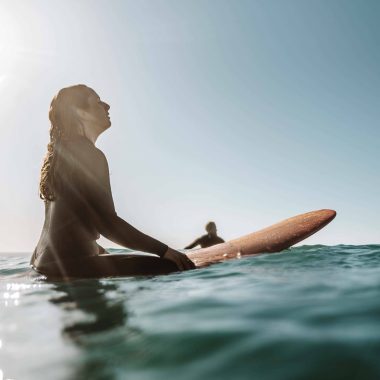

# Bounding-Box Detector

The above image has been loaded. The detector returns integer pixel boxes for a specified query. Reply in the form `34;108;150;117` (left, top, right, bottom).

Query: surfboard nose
320;209;337;223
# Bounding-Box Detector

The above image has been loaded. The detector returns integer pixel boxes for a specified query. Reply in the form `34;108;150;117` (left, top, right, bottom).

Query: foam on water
1;245;380;380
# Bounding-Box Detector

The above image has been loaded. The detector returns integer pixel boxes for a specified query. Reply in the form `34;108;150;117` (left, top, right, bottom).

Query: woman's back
32;136;107;267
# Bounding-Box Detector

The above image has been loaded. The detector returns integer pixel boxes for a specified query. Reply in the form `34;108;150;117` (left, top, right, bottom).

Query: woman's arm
79;147;166;256
78;145;195;269
97;214;168;256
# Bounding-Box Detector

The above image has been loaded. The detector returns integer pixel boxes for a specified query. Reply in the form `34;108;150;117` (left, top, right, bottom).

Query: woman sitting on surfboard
185;221;225;249
31;84;195;278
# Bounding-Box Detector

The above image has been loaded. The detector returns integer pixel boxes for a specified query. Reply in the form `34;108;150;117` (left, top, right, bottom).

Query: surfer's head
39;85;111;201
48;84;111;141
205;221;217;235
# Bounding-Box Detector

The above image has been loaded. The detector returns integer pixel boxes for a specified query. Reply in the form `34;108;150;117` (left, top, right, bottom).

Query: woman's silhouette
31;84;194;279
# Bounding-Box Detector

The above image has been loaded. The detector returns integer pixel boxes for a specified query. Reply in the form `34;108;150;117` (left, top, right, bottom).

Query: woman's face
82;91;111;134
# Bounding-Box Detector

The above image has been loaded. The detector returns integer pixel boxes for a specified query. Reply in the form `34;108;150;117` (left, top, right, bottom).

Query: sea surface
1;245;380;380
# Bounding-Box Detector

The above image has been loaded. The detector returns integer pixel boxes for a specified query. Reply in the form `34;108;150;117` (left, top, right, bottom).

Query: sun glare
0;3;49;77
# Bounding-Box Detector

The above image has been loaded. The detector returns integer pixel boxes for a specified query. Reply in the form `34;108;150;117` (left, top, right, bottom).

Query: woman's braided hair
39;84;93;201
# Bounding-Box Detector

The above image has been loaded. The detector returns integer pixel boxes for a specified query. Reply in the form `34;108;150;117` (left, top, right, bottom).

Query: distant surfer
185;222;225;249
31;84;195;278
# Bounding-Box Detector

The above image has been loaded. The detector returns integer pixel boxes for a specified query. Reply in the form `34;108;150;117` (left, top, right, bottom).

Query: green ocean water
1;245;380;380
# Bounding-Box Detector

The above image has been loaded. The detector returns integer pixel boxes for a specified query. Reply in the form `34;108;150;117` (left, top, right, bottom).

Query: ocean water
1;245;380;380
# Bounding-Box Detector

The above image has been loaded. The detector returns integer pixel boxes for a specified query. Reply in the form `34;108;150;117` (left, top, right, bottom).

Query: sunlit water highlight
1;245;380;380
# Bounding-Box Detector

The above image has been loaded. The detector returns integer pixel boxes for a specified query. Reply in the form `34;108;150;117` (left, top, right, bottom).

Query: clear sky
0;0;379;252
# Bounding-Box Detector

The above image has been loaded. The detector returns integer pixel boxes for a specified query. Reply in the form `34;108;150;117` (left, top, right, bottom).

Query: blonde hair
39;84;94;201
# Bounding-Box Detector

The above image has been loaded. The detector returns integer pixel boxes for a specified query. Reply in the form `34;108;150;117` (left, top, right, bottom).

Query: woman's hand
163;247;196;271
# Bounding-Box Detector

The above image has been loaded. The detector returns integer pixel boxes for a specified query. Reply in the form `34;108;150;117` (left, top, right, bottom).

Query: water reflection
2;283;38;307
50;279;140;379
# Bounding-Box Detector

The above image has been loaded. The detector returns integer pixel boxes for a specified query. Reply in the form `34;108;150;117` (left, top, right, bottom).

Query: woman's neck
81;124;101;144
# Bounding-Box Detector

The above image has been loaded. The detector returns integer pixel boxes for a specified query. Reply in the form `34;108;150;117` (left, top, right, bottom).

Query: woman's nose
103;102;110;111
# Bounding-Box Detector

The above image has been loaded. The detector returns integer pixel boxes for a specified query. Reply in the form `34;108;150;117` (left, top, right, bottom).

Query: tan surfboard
186;209;337;268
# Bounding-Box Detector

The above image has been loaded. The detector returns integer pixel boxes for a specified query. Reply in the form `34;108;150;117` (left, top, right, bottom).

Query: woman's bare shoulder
58;137;109;179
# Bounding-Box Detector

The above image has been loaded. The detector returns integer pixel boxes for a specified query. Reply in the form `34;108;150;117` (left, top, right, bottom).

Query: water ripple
1;245;380;380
